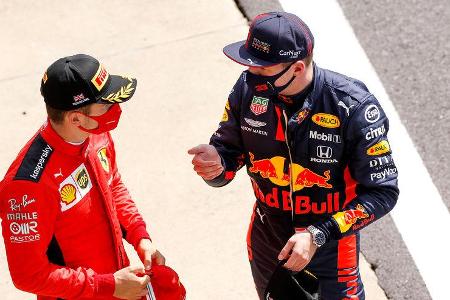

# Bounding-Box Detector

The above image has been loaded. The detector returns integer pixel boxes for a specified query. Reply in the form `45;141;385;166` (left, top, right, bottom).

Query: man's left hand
278;231;318;272
136;239;166;271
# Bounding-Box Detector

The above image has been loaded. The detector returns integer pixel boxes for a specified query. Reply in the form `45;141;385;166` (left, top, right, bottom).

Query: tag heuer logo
250;96;269;115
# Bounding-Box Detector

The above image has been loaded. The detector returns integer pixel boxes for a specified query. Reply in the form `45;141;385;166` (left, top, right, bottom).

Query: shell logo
60;184;77;204
312;113;340;128
367;140;390;156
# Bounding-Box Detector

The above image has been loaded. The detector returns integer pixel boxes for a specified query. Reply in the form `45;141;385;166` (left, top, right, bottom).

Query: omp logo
312;113;340;128
91;64;109;91
60;184;77;204
10;221;38;235
367;140;390;156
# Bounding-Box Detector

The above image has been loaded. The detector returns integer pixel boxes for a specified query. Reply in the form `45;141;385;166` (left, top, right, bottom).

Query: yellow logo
225;100;230;110
97;148;110;173
60;184;77;204
367;140;390;156
75;168;89;189
91;64;109;91
312;113;340;128
221;109;228;122
333;204;369;233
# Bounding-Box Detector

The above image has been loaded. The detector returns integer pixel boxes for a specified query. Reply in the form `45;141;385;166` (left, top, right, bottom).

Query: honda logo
317;146;332;158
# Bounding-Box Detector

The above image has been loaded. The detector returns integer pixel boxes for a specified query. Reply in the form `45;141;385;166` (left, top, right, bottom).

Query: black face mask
245;63;296;97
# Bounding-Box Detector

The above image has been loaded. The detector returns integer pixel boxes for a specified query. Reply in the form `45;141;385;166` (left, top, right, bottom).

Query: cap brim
223;40;278;67
97;74;137;104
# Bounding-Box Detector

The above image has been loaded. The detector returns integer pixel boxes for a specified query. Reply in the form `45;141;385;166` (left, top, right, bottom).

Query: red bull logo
248;152;332;191
251;180;340;215
333;204;369;233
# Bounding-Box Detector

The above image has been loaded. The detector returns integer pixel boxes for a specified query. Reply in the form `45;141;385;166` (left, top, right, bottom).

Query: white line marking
279;1;450;299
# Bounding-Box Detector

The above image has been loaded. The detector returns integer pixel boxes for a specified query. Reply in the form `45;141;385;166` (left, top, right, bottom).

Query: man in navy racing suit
188;12;399;300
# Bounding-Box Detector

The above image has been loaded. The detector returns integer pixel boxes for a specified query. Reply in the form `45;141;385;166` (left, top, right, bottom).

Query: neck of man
49;120;88;144
280;63;314;97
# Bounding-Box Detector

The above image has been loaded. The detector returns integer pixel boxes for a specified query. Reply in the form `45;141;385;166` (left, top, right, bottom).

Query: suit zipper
282;109;295;221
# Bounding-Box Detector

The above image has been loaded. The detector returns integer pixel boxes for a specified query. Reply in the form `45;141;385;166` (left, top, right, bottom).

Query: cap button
277;13;283;17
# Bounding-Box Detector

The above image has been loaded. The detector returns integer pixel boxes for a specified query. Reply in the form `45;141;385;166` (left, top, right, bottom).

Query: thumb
143;255;152;271
187;144;205;155
278;239;294;260
139;274;151;286
128;265;146;275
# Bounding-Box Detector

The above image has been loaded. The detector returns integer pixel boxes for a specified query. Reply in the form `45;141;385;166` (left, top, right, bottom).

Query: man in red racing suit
0;54;165;300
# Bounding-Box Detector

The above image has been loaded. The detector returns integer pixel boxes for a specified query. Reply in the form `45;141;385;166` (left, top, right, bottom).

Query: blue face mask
245;63;296;97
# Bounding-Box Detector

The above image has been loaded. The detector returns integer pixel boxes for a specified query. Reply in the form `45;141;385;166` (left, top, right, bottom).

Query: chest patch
97;147;110;173
59;164;93;212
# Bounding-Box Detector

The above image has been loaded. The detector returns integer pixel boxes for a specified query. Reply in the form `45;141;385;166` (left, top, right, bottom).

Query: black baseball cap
41;54;137;111
223;12;314;67
264;261;319;300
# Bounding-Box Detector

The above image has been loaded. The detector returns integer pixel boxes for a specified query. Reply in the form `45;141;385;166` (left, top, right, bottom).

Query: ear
66;111;83;126
292;60;306;76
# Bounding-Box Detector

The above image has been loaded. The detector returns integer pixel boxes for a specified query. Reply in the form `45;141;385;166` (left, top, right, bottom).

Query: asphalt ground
235;0;449;299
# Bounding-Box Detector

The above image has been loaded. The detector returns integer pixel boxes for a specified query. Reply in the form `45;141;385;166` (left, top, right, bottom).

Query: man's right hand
188;144;224;180
113;266;150;300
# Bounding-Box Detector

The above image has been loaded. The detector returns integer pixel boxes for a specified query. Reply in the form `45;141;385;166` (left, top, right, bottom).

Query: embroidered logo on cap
252;38;271;53
91;64;109;91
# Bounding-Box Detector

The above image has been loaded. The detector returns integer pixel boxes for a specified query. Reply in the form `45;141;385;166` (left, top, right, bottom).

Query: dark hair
302;52;313;66
46;104;91;124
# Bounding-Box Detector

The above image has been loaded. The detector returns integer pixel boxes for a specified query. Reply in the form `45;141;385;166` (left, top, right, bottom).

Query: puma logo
54;168;63;178
338;101;355;116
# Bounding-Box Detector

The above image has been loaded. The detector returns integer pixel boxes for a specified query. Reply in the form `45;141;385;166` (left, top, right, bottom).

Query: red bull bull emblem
248;152;332;191
332;204;369;233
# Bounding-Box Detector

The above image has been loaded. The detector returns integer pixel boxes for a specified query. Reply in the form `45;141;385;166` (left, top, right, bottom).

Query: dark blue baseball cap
223;12;314;67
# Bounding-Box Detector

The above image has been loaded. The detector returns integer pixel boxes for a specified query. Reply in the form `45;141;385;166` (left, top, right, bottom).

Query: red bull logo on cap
248;152;332;191
332;204;369;233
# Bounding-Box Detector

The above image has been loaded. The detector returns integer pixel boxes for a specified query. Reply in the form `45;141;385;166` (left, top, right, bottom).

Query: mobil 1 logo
309;131;341;143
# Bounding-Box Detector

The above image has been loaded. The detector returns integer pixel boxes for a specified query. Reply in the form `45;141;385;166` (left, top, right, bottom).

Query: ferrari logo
97;147;110;173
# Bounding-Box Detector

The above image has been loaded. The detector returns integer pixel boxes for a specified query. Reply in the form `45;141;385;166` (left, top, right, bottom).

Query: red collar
40;119;90;157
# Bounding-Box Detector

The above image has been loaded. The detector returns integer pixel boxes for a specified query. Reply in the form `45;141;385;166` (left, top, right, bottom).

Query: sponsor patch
244;118;266;128
72;93;90;106
370;167;397;181
365;124;386;140
241;125;268;136
221;109;228;122
333;204;369;233
8;195;35;212
252;37;271;53
250;96;269;115
365;104;380;123
59;164;92;212
248;153;332;192
309;131;341;143
14;135;53;182
91;64;109;91
369;155;395;171
367;140;390;156
311;113;340;128
97;147;110;173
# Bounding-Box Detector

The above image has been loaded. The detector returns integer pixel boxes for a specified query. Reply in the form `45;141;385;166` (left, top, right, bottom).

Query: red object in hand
142;265;186;300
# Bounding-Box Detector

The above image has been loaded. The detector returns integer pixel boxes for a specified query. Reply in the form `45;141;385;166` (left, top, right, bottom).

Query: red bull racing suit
206;64;399;299
0;121;151;300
